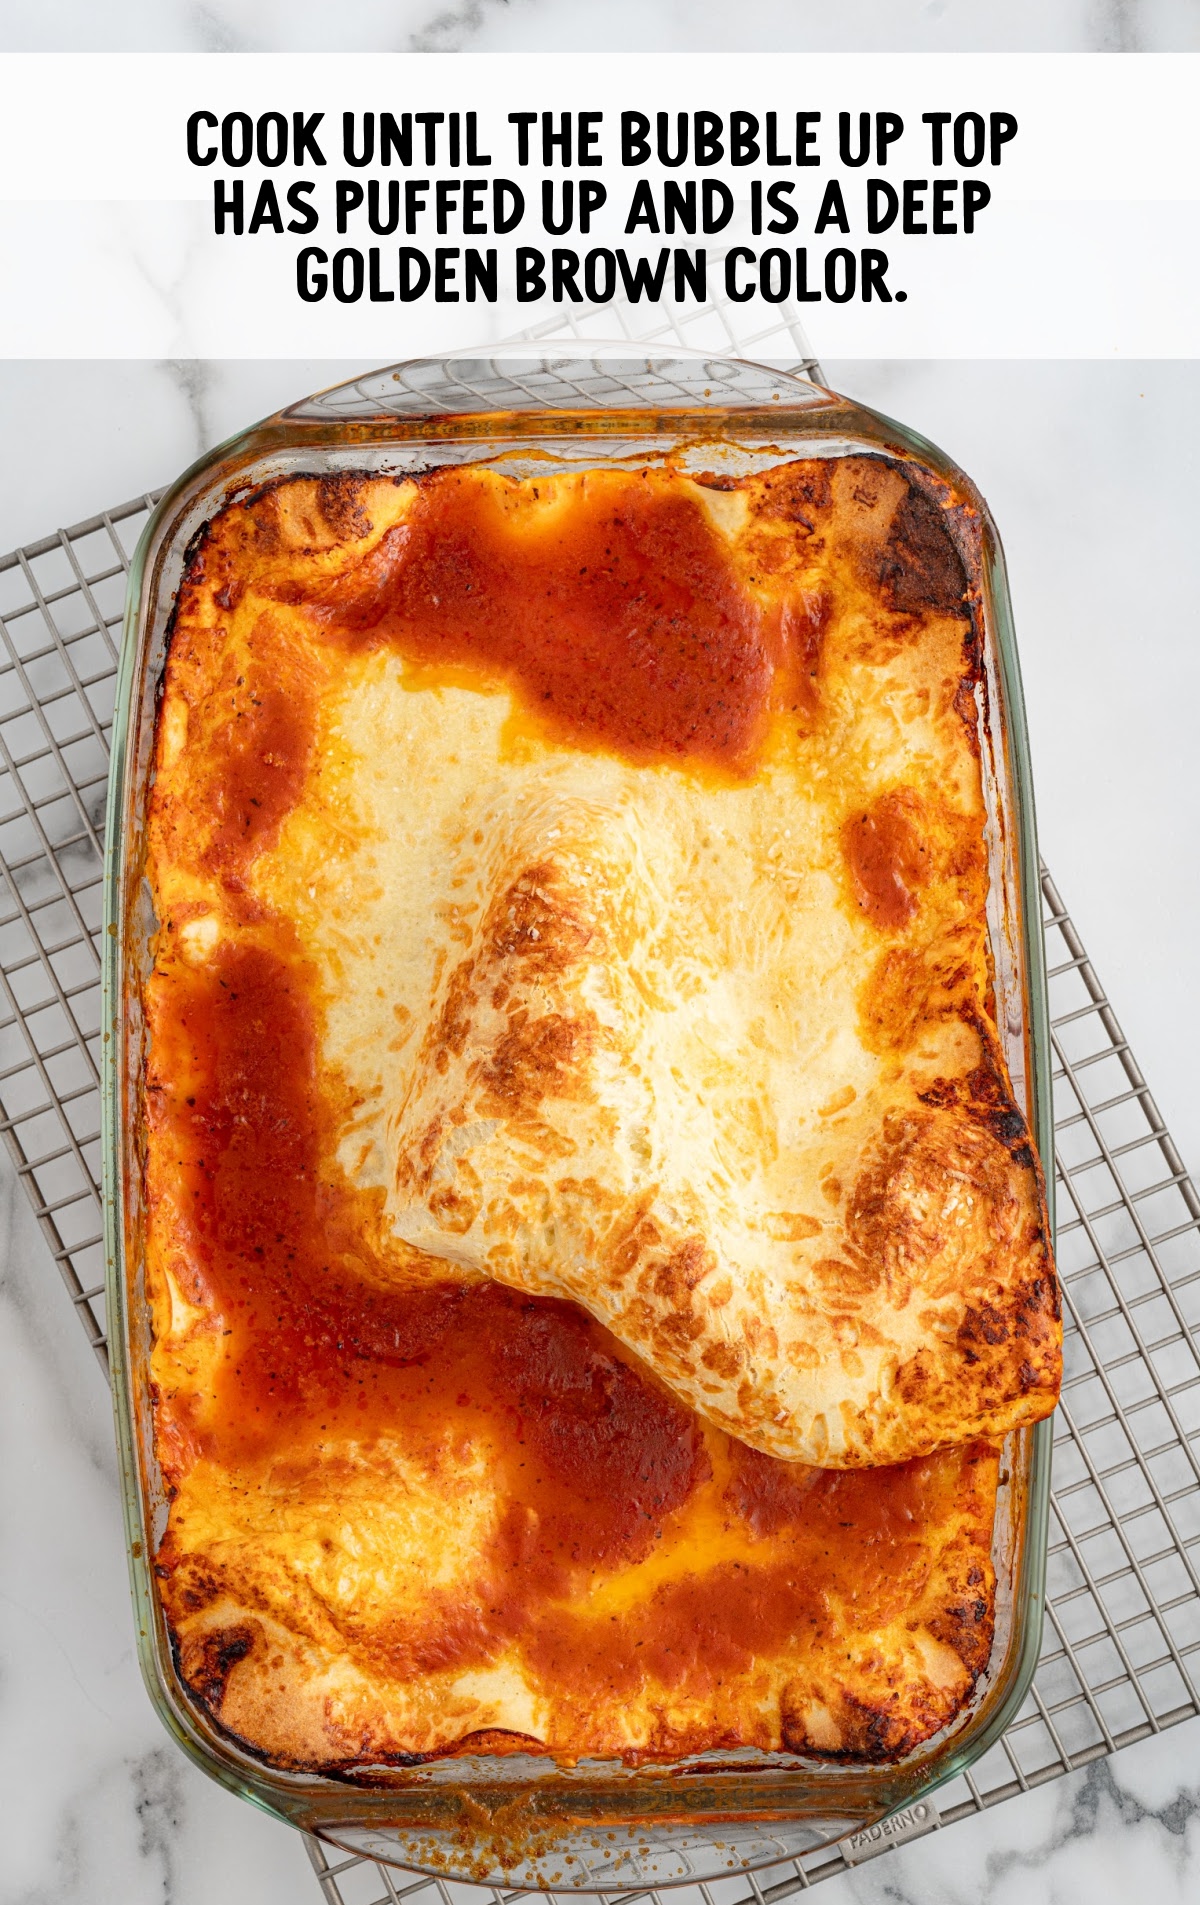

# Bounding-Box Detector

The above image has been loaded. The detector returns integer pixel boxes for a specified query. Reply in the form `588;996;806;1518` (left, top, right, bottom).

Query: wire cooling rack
510;251;825;378
288;257;825;425
2;345;1199;1897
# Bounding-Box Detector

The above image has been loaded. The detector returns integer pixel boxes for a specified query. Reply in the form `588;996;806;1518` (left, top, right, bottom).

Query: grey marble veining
5;0;1200;52
821;1745;1200;1903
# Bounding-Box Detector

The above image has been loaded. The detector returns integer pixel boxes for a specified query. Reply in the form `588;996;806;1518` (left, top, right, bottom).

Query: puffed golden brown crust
141;453;1058;1770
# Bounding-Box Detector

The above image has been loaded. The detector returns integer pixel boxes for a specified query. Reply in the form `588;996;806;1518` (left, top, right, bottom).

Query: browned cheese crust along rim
138;451;1059;1772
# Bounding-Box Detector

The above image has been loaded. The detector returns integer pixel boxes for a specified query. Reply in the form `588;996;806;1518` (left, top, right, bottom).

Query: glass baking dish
102;345;1056;1889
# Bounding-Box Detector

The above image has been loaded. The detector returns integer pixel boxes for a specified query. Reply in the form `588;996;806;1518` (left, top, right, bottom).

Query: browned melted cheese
141;455;1058;1770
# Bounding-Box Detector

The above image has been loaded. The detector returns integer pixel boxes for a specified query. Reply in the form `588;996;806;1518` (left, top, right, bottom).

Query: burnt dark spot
782;1687;914;1764
317;473;372;540
179;1568;222;1613
959;1303;1011;1349
324;1751;433;1777
187;1623;256;1710
917;1077;962;1110
989;1108;1028;1148
879;486;969;618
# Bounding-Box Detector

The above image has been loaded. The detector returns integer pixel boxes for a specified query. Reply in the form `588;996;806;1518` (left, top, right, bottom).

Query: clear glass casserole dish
102;345;1056;1889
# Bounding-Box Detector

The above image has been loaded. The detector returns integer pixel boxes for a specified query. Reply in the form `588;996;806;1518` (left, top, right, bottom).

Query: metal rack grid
2;390;1198;1898
288;265;824;424
511;254;824;379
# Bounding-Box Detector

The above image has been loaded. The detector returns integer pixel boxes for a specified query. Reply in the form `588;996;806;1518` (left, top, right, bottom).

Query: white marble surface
2;7;1200;1904
6;0;1200;52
